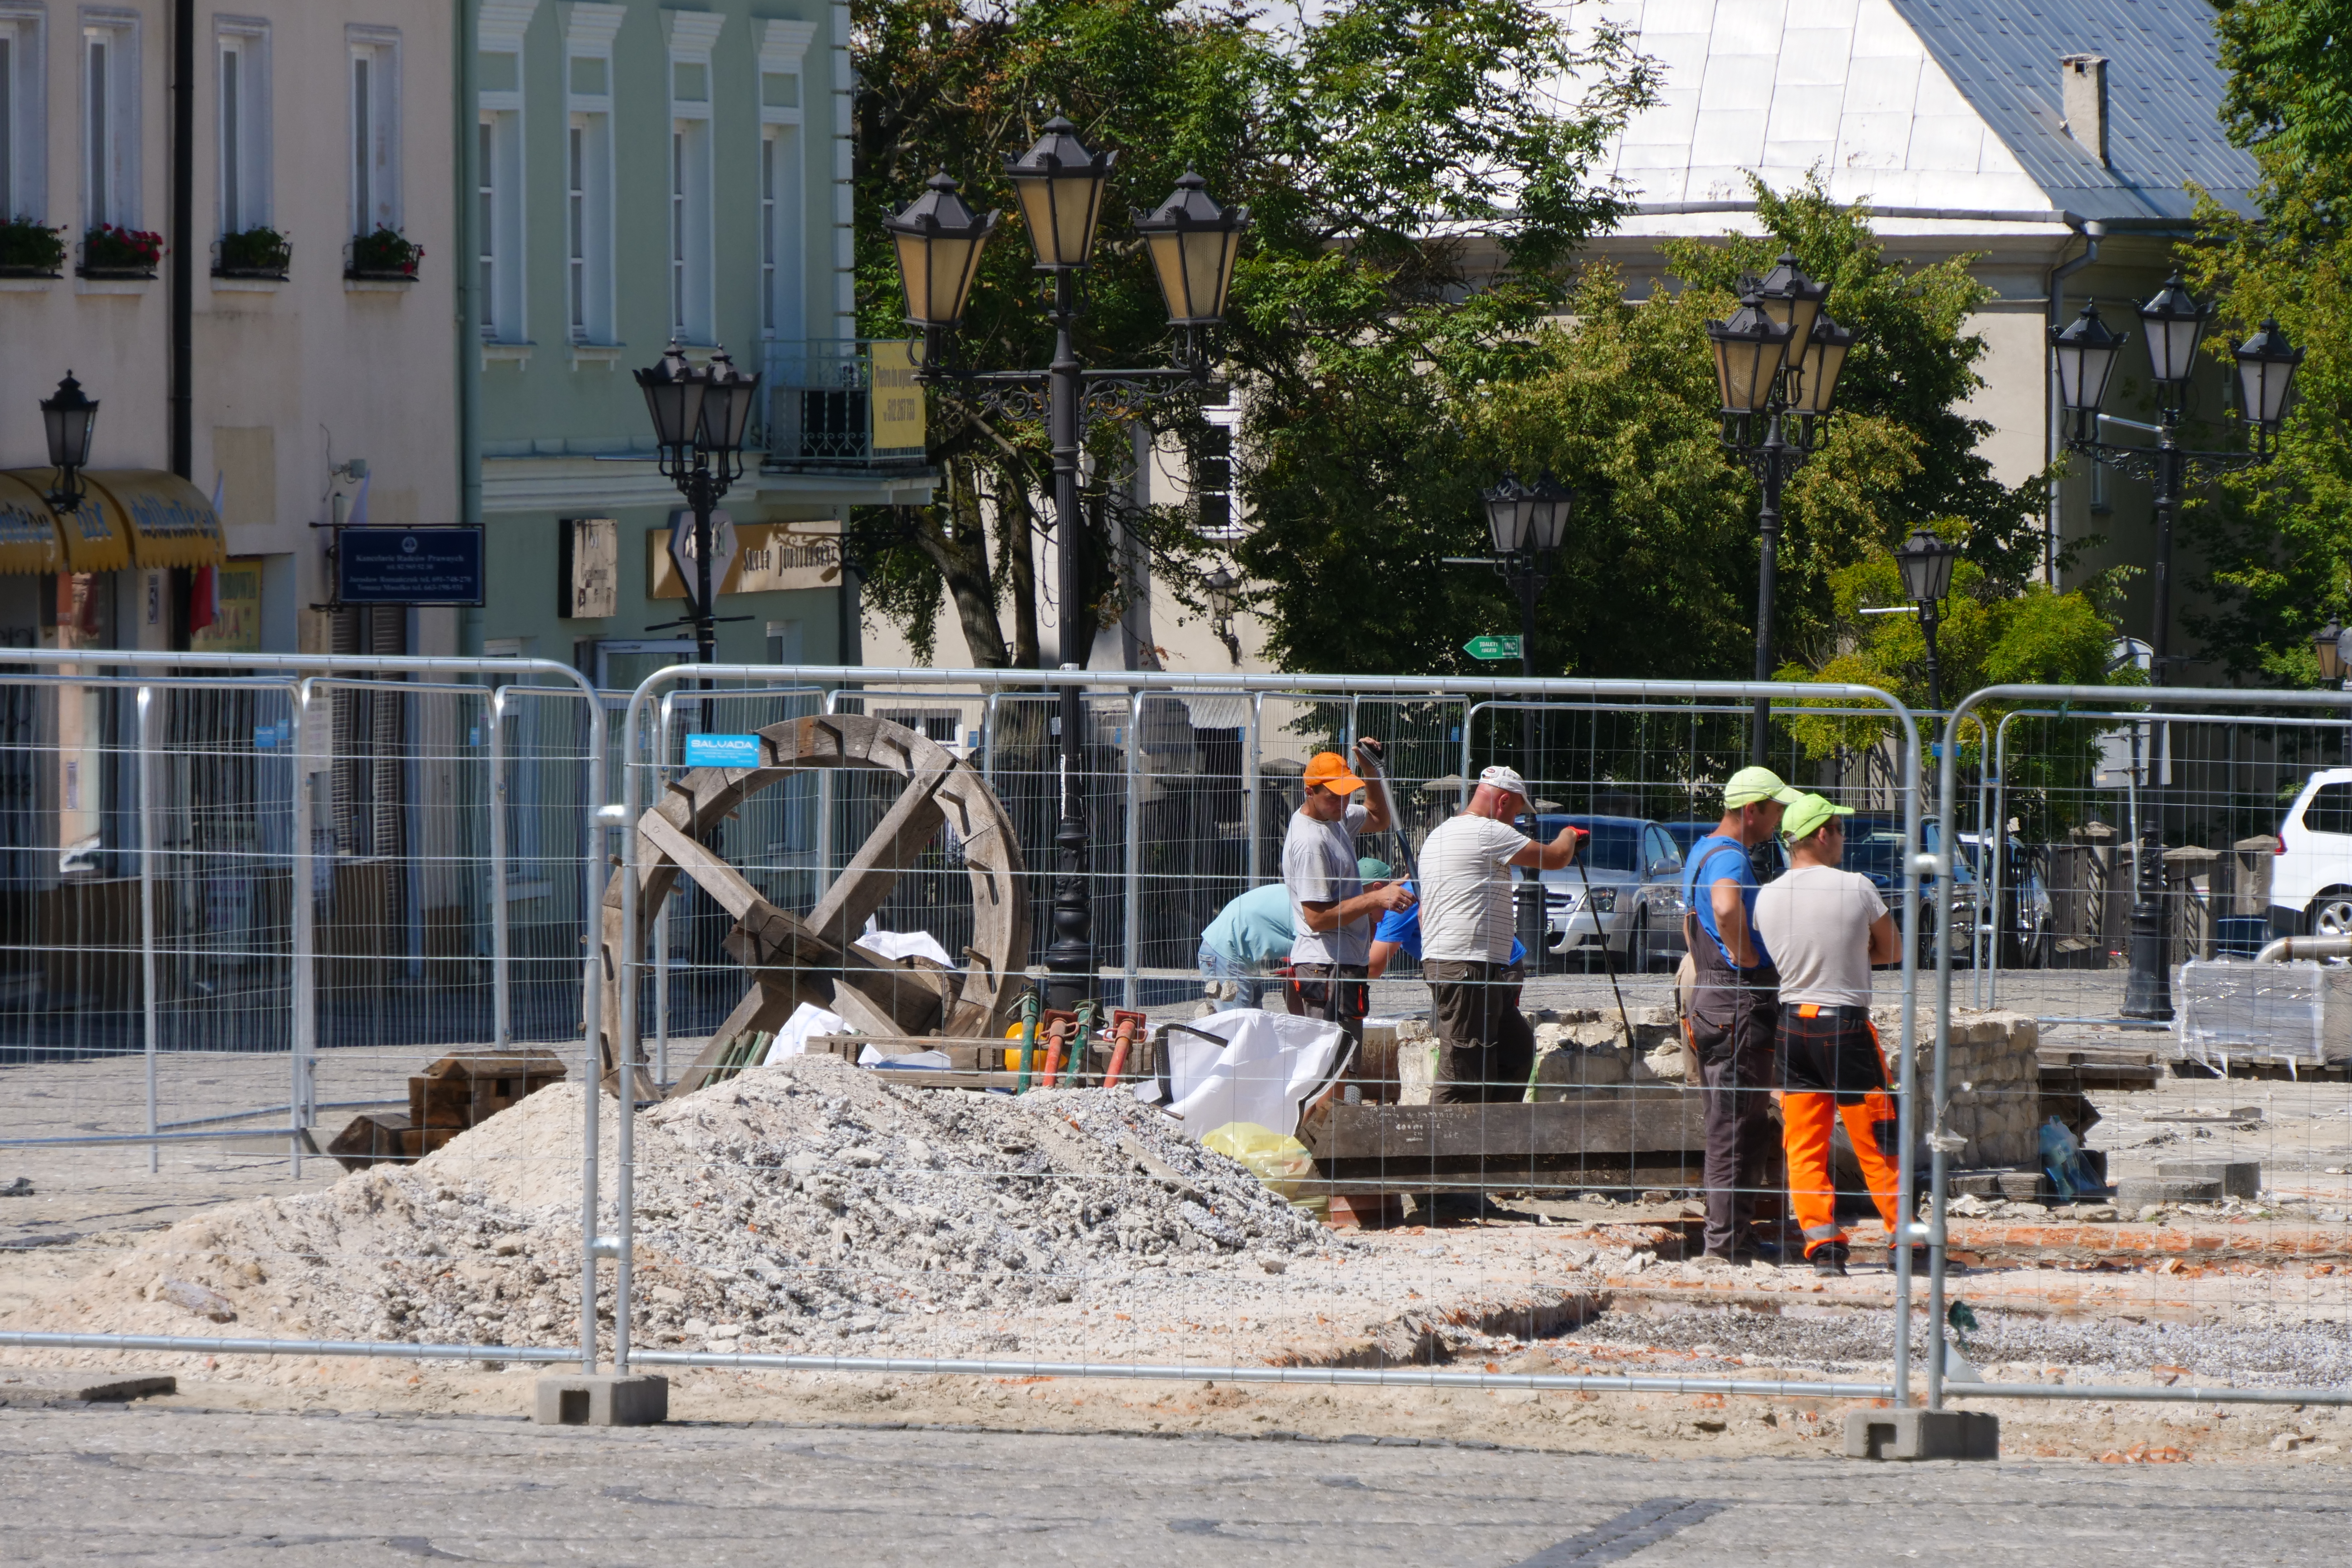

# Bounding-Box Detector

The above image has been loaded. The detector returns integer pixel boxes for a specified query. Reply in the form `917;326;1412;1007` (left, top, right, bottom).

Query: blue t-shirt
1201;884;1296;968
1372;881;1526;965
1684;834;1772;970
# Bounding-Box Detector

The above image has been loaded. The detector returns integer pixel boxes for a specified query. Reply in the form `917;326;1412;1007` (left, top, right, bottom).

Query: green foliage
851;0;1651;668
0;216;67;274
1239;176;2055;683
2184;0;2352;685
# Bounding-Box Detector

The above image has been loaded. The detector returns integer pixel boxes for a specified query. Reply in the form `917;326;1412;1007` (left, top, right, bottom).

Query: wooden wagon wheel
597;712;1029;1099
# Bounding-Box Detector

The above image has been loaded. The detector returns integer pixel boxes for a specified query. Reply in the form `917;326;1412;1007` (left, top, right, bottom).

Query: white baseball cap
1478;764;1532;804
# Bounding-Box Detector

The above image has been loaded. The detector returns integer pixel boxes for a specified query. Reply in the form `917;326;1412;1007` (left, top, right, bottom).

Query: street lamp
1203;563;1241;663
887;119;1246;1017
1894;526;1960;712
39;371;98;515
1706;255;1852;765
2316;615;2350;686
636;342;762;668
2051;278;2303;1019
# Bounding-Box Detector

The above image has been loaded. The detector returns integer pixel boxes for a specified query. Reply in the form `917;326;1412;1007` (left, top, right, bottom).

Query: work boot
1810;1242;1850;1277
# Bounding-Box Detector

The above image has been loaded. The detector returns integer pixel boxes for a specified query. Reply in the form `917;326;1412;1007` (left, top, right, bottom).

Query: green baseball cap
1782;793;1855;842
1723;765;1805;809
1357;856;1394;882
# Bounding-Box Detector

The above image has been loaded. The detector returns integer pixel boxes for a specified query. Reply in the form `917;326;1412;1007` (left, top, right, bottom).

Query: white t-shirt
1752;864;1888;1008
1283;802;1370;966
1417;813;1532;964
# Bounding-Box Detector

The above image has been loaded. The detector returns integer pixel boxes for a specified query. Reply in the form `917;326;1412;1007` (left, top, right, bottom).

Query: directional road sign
1463;635;1523;662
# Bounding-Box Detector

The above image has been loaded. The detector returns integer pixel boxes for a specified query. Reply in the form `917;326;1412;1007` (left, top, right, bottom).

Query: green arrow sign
1464;635;1523;661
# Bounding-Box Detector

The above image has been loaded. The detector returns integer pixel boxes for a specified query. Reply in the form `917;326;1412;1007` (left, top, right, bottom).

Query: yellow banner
0;474;64;577
192;559;264;653
870;340;926;452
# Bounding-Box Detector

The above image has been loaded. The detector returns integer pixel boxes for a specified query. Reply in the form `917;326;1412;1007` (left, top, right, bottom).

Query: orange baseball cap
1302;751;1367;795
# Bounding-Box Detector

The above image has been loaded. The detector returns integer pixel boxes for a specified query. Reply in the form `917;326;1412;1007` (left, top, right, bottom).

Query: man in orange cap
1284;740;1413;1063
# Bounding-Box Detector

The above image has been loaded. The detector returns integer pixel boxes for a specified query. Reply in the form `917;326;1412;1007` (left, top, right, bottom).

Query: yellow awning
88;469;227;570
0;469;127;572
0;474;64;576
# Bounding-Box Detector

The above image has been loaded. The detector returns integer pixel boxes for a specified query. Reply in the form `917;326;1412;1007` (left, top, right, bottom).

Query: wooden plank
1300;1089;1707;1162
804;769;948;949
639;811;764;921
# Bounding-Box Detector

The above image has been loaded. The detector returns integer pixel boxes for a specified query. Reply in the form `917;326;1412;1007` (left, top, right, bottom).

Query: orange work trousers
1778;1004;1903;1259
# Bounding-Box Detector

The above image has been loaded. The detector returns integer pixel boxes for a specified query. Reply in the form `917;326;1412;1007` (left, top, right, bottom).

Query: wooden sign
559;517;617;619
648;521;843;599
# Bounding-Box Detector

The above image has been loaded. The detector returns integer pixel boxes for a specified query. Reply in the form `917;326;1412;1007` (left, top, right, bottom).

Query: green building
463;0;925;686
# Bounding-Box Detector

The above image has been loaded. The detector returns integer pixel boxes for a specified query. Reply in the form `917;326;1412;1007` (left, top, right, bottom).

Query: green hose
1012;990;1043;1093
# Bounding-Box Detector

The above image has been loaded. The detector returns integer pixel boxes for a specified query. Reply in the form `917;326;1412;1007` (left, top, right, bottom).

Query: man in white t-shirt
1417;765;1583;1110
1282;741;1413;1062
1751;793;1904;1277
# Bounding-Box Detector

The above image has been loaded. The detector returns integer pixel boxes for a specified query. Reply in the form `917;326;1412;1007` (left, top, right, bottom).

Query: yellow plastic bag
1200;1122;1328;1221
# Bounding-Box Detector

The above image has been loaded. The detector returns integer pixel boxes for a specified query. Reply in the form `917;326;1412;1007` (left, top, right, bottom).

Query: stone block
2155;1159;2261;1199
534;1374;668;1427
1845;1408;2000;1461
2115;1176;2222;1208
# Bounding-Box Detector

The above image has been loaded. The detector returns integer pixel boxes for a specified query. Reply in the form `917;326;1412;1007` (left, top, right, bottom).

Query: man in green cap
1681;765;1804;1264
1754;794;1905;1275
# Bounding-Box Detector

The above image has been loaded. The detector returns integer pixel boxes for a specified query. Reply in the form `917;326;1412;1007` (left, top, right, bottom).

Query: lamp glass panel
41;407;70;469
1714;333;1780;415
1485;491;1529;554
2240;352;2297;426
2318;623;2345;682
2144;310;2205;385
1011;175;1061;267
1789;335;1848;416
1054;172;1105;268
640;373;703;449
1145;230;1191;320
1529;493;1571;553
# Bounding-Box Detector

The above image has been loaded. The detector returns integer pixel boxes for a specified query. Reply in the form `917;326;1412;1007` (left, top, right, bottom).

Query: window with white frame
348;29;400;240
216;23;270;236
83;13;139;230
0;6;46;224
756;24;810;344
666;16;719;343
477;44;522;340
563;14;618;345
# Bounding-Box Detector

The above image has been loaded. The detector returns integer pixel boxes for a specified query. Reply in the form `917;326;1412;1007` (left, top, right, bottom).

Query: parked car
1956;830;2055;969
2269;769;2352;934
1520;814;1688;970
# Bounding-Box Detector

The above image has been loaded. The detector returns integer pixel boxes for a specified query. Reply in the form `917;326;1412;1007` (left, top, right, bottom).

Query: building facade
465;0;925;686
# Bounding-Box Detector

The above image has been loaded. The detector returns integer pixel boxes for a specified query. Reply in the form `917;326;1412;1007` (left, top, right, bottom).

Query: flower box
78;224;164;279
345;225;423;281
0;217;68;279
213;225;291;280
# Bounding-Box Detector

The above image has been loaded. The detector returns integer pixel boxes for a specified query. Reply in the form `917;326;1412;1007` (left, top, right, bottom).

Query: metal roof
1884;0;2259;222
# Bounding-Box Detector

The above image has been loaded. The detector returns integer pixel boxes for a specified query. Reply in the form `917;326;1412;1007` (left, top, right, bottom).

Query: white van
2270;769;2352;934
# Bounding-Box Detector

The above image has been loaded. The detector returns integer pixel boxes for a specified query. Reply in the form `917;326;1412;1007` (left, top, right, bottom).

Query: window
83;15;138;229
0;7;46;224
757;20;813;342
348;31;400;240
562;13;617;347
476;117;494;330
475;40;522;341
2304;783;2352;838
666;14;721;343
217;24;270;236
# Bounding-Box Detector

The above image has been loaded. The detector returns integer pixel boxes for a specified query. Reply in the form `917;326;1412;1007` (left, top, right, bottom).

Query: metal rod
290;681;315;1177
1245;692;1263;885
489;686;512;1050
1124;689;1143;1011
1893;712;1921;1408
654;691;675;1087
137;686;158;1174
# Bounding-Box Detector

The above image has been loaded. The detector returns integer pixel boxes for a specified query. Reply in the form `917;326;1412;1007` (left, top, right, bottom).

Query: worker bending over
1751;793;1904;1277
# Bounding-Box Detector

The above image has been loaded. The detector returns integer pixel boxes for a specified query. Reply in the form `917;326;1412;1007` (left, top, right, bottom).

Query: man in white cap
1682;764;1804;1264
1417;765;1583;1121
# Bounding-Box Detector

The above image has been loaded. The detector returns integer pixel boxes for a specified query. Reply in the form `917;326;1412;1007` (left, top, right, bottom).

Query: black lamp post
886;121;1247;1016
1706;253;1855;764
39;372;99;515
1203;563;1241;663
2316;615;2350;687
1474;472;1573;779
1894;526;1960;713
636;343;762;669
2053;279;2303;1018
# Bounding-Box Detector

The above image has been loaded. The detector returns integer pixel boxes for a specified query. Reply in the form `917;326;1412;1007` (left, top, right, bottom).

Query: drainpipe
169;0;192;479
456;0;484;654
2046;221;2103;587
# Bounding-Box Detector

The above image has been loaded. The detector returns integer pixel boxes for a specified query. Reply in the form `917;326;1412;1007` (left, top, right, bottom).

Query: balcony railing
760;339;931;475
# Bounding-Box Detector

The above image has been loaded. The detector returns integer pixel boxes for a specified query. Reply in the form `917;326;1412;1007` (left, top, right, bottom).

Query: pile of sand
3;1056;1343;1364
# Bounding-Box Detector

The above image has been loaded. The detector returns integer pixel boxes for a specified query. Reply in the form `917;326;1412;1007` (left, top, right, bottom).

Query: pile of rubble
5;1056;1340;1363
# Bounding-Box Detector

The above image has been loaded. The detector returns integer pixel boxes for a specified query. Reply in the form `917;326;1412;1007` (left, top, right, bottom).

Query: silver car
1527;814;1688;971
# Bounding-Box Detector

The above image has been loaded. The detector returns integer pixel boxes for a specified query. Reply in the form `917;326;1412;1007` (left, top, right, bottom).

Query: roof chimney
2061;54;2109;166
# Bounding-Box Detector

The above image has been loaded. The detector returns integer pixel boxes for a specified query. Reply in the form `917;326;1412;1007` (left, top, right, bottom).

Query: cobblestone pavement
0;1404;2343;1566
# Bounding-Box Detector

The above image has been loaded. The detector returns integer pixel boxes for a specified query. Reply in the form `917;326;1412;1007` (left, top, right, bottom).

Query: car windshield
1843;833;1906;886
1530;816;1643;874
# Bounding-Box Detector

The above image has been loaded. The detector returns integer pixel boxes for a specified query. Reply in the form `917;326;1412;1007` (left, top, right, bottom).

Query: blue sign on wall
683;733;763;769
337;528;486;605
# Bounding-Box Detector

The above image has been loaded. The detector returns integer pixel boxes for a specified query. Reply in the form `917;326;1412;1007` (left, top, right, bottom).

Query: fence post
289;680;318;1175
1125;689;1143;1011
653;692;674;1088
1245;692;1263;886
137;685;157;1174
489;686;511;1049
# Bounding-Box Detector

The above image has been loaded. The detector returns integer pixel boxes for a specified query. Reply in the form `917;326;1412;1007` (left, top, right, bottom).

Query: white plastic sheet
1162;1008;1348;1138
857;918;955;968
762;1002;848;1064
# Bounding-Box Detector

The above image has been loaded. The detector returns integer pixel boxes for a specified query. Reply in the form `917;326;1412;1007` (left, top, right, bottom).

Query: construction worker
1682;765;1803;1265
1751;793;1906;1277
1199;858;1392;1011
1283;741;1412;1063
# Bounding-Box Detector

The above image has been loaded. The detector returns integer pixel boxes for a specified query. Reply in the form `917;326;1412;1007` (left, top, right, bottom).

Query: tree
1237;177;2058;682
2179;0;2352;683
850;0;1652;670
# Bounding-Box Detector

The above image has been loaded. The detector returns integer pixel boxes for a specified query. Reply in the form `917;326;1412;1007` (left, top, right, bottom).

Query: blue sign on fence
684;733;763;769
336;527;486;604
